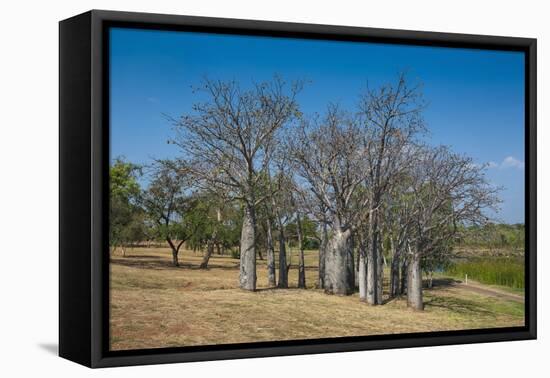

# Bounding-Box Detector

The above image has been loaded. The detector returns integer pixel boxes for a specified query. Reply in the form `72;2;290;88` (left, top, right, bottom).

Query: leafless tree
172;77;302;290
264;157;295;289
404;146;500;310
289;107;371;295
356;73;426;305
385;188;416;298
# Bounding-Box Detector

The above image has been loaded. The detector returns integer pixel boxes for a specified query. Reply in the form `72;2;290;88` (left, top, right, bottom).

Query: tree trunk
296;213;306;289
358;241;368;301
366;216;379;304
121;246;126;257
200;239;214;269
318;222;328;289
390;255;401;297
376;237;384;303
390;237;400;297
266;219;276;287
400;257;408;295
355;240;360;289
167;238;179;267
239;203;257;291
407;252;423;310
324;227;354;295
277;231;288;288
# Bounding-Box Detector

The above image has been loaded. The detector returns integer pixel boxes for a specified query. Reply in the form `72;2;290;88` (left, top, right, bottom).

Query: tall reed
445;257;524;289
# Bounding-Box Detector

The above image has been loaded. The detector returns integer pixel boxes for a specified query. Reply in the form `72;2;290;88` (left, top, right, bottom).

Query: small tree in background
139;160;192;267
110;158;143;256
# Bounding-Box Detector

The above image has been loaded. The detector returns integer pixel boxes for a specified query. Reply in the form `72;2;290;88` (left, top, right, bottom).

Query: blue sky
110;27;525;224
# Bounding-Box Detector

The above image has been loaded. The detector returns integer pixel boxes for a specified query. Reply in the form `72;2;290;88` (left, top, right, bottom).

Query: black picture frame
59;9;537;368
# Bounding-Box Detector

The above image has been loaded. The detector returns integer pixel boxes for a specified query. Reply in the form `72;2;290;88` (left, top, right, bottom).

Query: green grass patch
444;257;524;289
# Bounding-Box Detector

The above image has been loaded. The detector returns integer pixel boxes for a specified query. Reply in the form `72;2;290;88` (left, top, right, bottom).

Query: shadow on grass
111;257;240;271
382;296;402;305
424;295;494;316
118;254;163;259
427;278;463;290
254;286;314;292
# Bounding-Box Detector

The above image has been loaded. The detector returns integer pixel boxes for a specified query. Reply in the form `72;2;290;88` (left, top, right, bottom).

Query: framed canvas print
59;10;536;368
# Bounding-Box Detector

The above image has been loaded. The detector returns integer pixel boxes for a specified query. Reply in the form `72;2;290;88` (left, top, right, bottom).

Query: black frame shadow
59;9;537;368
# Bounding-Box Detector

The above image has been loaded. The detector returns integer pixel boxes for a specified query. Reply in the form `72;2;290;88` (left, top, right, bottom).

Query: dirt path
431;277;524;303
455;282;524;303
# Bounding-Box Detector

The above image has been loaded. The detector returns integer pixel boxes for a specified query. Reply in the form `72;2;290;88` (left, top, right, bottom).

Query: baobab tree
386;189;415;298
405;146;499;310
356;73;426;305
289;107;371;295
172;77;302;290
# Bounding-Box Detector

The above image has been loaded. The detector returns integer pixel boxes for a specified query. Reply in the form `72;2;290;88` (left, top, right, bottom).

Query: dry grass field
110;247;524;351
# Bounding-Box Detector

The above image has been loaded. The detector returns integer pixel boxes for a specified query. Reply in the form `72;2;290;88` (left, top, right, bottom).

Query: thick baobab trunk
407;252;423;310
239;204;257;291
296;213;306;289
358;241;368;301
266;219;276;287
318;222;328;289
324;227;354;295
199;239;214;269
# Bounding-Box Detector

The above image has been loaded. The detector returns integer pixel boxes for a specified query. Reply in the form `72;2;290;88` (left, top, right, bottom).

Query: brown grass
110;247;524;351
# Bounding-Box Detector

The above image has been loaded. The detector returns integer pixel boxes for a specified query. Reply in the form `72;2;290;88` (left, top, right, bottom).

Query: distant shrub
457;223;525;251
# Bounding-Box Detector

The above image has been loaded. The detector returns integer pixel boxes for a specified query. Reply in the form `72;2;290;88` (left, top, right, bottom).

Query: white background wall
0;0;546;376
